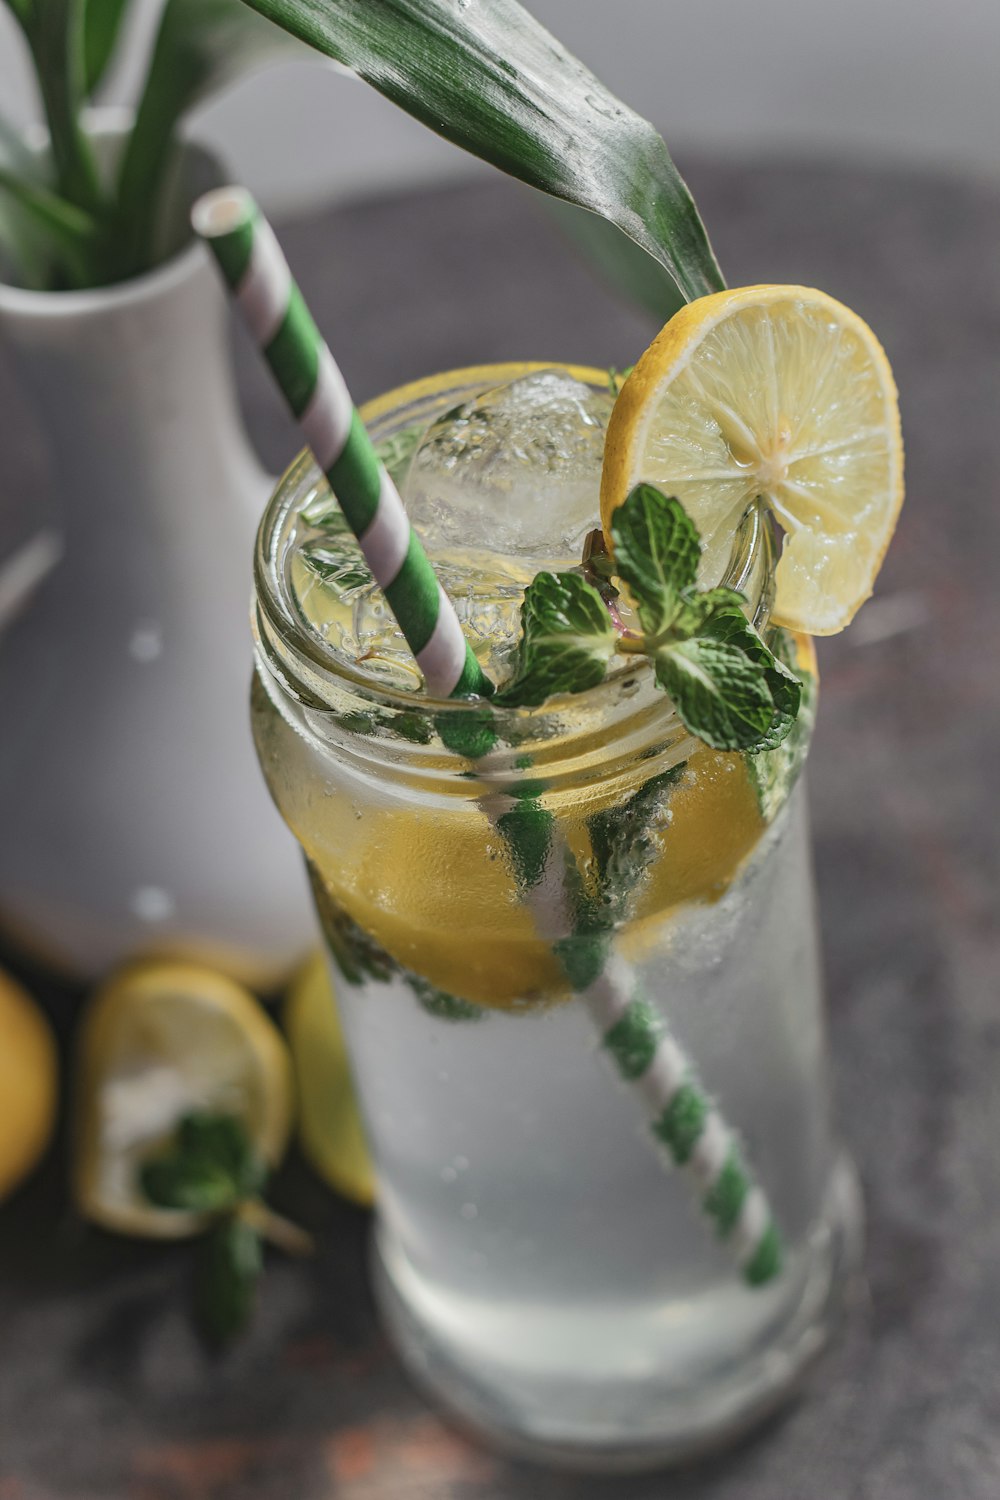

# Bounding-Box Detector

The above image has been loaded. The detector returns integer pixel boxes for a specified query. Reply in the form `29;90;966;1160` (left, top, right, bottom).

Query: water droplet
585;93;615;119
453;1155;469;1172
459;1202;478;1220
129;621;162;663
130;886;175;923
441;1165;458;1183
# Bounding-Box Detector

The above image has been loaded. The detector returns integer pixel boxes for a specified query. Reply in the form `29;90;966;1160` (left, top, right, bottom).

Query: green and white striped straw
476;778;783;1286
196;187;781;1285
191;186;492;702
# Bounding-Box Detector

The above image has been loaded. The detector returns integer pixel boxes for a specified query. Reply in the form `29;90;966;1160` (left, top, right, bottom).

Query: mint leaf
671;585;748;639
196;1218;262;1345
698;606;801;750
584;765;686;927
139;1112;265;1213
300;535;373;599
653;636;776;750
497;571;615;708
746;628;817;817
610;485;700;634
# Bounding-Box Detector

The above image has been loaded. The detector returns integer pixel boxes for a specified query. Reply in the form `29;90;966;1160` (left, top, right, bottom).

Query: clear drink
251;364;861;1467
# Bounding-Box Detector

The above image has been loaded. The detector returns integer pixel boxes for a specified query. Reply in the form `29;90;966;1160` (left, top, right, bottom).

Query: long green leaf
21;0;104;210
0;112;43;286
544;197;689;324
0;164;99;284
3;0;35;28
83;0;132;95
114;0;303;275
236;0;724;307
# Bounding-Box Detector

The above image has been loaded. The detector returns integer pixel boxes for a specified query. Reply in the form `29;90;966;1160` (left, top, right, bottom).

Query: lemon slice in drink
74;961;293;1237
601;285;904;634
285;953;375;1207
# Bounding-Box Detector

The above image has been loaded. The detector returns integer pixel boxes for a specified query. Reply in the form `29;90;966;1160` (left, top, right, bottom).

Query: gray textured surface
1;158;999;1498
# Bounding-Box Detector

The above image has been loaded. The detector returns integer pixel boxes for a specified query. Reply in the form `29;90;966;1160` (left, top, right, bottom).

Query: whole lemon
0;968;58;1200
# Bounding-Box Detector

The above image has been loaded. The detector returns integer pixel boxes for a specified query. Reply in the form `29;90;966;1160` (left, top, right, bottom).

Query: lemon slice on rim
601;285;904;634
74;961;293;1237
284;953;375;1207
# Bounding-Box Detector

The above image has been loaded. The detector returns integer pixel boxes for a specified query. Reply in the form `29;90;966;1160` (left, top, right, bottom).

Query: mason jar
250;365;862;1470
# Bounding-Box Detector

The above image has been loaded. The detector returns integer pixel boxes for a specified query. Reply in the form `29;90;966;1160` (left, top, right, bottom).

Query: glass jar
251;365;862;1469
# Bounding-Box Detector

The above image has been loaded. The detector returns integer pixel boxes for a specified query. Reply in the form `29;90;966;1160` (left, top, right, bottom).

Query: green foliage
138;1111;308;1345
494;485;802;755
609;486;801;752
609;482;701;634
0;0;296;287
196;1217;263;1344
497;571;616;708
300;533;373;599
140;1111;266;1212
113;0;300;275
238;0;723;311
83;0;131;95
1;0;722;310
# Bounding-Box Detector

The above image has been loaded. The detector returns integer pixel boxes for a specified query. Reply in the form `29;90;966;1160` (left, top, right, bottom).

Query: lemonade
250;363;863;1465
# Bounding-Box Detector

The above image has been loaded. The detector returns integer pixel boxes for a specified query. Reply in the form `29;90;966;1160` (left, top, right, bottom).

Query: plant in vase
0;0;311;983
0;0;721;985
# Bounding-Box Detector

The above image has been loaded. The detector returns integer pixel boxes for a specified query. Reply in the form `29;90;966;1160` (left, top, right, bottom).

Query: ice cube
403;370;613;565
351;554;531;685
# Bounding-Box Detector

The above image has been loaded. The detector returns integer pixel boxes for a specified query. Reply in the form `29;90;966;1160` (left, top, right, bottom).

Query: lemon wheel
73;961;293;1238
601;285;903;634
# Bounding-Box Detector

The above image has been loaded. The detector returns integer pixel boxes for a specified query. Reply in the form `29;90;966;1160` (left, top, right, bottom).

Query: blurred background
1;3;998;1498
2;0;1000;207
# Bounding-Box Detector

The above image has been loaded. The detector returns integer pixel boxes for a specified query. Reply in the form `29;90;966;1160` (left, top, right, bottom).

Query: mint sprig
496;571;616;708
140;1112;312;1345
498;484;801;753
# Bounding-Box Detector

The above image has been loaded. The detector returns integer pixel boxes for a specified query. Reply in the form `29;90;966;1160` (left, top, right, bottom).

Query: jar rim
252;362;774;736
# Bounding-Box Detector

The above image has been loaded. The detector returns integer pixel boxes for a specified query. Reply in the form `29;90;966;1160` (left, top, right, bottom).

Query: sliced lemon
601;285;904;634
0;968;58;1201
73;961;293;1238
284;953;375;1207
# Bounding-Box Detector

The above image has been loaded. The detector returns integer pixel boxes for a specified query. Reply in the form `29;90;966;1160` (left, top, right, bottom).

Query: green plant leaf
139;1111;266;1212
114;0;303;273
4;0;35;25
651;635;776;751
19;0;103;211
0;163;100;283
583;764;686;928
300;535;373;599
196;1218;263;1344
545;197;688;324
698;604;801;750
236;0;724;309
83;0;131;95
0;117;53;286
497;570;615;708
610;485;701;635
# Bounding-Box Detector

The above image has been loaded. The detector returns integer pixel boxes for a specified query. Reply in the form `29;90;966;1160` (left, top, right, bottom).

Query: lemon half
601;285;904;634
74;961;293;1237
0;969;58;1201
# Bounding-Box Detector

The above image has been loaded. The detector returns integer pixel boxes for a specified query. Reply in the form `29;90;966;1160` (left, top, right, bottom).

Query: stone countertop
1;158;999;1499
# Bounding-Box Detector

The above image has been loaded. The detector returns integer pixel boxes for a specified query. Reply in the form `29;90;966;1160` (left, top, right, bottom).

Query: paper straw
196;190;781;1284
476;777;783;1286
191;186;492;702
